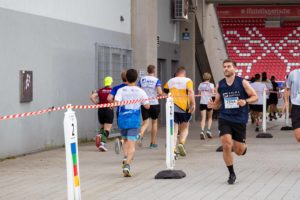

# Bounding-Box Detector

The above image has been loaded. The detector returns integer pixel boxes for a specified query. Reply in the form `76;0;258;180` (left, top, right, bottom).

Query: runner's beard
224;70;234;77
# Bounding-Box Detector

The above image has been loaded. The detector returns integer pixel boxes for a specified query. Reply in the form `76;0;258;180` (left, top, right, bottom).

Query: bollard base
216;146;234;152
155;170;186;179
281;126;293;131
256;132;273;138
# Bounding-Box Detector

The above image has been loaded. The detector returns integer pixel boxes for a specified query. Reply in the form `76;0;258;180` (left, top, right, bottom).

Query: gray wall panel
0;8;130;158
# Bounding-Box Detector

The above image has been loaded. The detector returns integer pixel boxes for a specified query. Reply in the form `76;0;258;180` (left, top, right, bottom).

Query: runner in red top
90;76;114;152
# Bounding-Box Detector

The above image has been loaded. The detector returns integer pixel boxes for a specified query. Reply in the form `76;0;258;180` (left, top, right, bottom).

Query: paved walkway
1;118;300;200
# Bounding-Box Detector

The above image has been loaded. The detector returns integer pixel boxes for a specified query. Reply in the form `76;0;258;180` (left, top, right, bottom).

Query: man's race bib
224;97;239;109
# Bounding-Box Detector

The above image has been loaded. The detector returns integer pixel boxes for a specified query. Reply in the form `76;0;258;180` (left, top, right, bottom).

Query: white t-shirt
198;82;214;104
138;75;161;105
115;86;149;129
115;86;149;109
250;82;267;105
286;69;300;105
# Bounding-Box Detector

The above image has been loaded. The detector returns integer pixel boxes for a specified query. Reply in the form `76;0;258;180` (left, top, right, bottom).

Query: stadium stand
220;18;300;81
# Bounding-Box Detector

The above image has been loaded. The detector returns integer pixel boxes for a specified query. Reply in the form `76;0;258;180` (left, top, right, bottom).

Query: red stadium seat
220;18;300;81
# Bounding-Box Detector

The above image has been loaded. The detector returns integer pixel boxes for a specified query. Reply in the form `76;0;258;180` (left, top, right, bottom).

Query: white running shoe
99;142;108;152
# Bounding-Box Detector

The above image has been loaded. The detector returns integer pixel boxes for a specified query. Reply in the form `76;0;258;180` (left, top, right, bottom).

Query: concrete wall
157;0;180;44
131;0;157;73
0;8;130;158
0;0;131;34
179;13;196;83
157;0;180;80
201;3;227;83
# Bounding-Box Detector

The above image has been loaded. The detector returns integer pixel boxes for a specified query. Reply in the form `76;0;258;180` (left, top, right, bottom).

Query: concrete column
179;13;196;82
179;13;196;121
131;0;157;73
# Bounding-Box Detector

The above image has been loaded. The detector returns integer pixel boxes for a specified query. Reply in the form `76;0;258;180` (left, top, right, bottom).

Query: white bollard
257;90;273;138
262;89;267;133
166;94;175;170
285;103;289;126
155;94;186;179
63;104;81;200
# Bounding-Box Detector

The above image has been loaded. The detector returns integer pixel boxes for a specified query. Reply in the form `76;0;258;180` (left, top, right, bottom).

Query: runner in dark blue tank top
208;58;258;185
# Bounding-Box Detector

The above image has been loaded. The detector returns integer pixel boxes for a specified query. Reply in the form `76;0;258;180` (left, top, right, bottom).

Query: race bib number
224;97;239;109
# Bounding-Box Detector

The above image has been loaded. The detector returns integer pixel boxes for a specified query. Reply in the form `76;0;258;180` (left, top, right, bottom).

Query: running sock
101;130;109;143
100;128;104;134
104;130;110;138
227;165;235;175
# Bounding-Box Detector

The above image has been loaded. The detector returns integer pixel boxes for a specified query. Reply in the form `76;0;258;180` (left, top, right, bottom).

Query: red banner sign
217;5;300;18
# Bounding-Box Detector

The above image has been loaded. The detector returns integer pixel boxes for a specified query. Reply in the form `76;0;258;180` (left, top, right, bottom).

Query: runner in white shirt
249;74;267;132
137;65;163;148
115;69;150;177
261;72;272;120
198;72;215;139
283;69;300;143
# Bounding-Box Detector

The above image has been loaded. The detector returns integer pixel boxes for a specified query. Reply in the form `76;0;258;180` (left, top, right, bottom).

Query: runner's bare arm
208;84;221;110
188;88;196;113
282;88;290;113
90;91;98;105
239;79;258;106
156;86;163;96
107;94;114;103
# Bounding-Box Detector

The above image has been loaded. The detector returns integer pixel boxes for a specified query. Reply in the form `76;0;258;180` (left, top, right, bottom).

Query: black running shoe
200;132;205;140
227;173;236;185
255;127;259;132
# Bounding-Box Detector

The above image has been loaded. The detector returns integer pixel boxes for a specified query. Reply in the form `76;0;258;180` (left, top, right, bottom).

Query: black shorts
174;112;192;124
98;108;114;125
218;118;246;143
291;105;300;130
269;94;278;105
249;104;263;112
199;104;212;111
141;105;160;120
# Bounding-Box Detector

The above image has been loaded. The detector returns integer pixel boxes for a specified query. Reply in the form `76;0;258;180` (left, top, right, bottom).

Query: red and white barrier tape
0;106;67;121
0;96;168;121
0;89;285;121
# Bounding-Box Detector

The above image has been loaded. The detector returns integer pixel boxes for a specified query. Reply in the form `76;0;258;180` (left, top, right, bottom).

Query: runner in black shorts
90;76;114;152
174;112;192;124
164;66;195;157
199;104;212;111
249;73;266;132
208;59;258;185
198;73;215;139
141;105;160;120
269;76;279;120
137;65;163;148
98;108;114;124
218;119;246;143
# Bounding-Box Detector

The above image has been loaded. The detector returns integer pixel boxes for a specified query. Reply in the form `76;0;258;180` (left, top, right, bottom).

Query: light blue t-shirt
286;69;300;105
